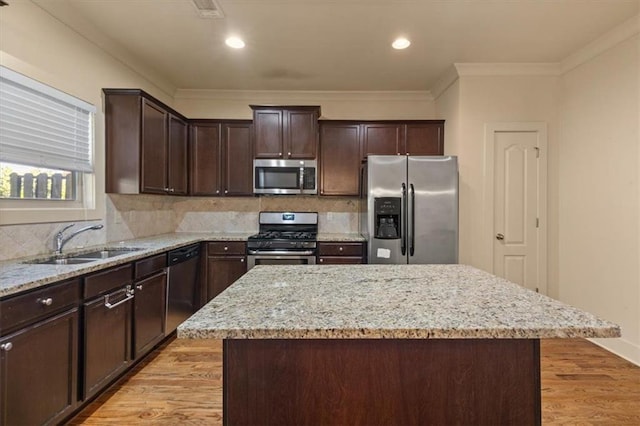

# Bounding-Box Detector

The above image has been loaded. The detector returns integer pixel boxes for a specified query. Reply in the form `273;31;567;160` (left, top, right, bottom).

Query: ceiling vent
191;0;224;18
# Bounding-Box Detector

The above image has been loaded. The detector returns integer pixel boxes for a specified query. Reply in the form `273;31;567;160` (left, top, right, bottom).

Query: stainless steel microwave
253;159;317;195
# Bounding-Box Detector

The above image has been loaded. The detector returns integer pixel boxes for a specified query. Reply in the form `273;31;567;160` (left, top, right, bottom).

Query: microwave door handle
299;167;304;193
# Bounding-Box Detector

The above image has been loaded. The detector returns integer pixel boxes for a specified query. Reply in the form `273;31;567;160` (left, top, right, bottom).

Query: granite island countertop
177;264;620;340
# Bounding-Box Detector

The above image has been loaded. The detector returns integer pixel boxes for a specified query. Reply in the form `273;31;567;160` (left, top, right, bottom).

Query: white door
491;126;546;293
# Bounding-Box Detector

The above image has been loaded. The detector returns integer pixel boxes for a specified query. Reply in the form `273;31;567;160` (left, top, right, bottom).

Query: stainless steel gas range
247;212;318;270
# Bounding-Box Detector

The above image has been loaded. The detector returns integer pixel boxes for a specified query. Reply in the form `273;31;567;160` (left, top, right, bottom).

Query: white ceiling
31;0;639;92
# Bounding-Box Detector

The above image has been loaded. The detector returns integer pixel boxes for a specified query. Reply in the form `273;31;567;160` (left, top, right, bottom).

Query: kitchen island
178;264;620;425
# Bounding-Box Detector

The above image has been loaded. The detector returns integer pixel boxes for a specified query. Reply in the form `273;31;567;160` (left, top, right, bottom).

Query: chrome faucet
54;223;104;255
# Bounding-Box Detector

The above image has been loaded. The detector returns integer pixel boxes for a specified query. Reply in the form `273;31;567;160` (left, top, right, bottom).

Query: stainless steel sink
25;247;143;265
30;257;97;265
72;247;143;259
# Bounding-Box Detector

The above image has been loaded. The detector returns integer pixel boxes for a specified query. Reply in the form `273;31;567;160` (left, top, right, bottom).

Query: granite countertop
0;232;252;298
0;232;365;298
177;264;620;340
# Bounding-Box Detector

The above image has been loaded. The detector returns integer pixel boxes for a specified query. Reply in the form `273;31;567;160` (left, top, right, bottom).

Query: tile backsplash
0;194;360;261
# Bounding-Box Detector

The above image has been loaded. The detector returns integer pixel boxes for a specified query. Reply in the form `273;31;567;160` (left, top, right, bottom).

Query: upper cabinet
105;89;189;195
361;121;444;157
189;120;253;197
319;120;446;197
251;106;320;159
319;122;361;196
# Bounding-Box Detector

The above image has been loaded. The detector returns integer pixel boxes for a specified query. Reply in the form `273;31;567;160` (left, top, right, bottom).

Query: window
0;66;95;202
0;65;99;225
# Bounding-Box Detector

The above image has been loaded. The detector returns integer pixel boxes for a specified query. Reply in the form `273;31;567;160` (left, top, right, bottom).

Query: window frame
0;65;100;225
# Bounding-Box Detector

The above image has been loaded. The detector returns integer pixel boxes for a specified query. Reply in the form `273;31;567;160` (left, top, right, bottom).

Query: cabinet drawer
207;241;246;256
318;242;364;256
84;264;133;300
134;254;167;280
0;279;81;335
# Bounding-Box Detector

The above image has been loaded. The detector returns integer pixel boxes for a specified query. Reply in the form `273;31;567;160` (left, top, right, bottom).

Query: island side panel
223;338;541;426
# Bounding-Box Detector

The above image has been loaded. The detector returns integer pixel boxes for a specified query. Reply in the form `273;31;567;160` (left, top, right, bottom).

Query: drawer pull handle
38;297;53;306
105;287;134;310
0;342;13;351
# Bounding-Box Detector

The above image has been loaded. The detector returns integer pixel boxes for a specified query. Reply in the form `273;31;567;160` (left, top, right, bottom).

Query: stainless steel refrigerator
360;155;458;264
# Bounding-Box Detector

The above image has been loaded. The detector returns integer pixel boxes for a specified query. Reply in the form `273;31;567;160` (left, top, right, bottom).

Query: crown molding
560;14;639;74
174;89;434;103
430;65;461;100
454;63;561;77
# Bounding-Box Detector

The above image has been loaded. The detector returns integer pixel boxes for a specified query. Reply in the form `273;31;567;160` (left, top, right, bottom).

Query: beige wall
174;89;435;120
558;34;639;363
435;74;560;293
0;1;176;256
435;31;640;364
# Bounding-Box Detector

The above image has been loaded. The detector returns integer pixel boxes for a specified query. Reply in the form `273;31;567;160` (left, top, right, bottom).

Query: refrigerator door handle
410;183;415;256
401;183;407;256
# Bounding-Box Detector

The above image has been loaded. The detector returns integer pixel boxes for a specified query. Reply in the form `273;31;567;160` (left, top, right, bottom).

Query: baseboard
588;337;640;367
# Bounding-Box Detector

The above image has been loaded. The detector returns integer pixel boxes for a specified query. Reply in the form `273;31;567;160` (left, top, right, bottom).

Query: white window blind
0;66;96;173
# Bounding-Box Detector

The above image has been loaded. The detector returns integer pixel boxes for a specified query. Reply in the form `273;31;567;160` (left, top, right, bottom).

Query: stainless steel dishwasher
166;243;201;333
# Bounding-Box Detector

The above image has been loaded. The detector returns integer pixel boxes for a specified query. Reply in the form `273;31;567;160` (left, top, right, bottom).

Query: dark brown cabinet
361;123;404;157
190;120;253;196
0;280;80;426
319;122;362;196
105;89;189;195
251;106;320;159
361;121;444;157
317;242;366;264
318;120;445;197
167;114;189;195
205;241;247;302
405;122;444;156
82;264;134;400
133;254;167;360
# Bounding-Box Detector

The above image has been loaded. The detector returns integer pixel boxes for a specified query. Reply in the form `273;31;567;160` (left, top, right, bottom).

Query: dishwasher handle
168;244;201;266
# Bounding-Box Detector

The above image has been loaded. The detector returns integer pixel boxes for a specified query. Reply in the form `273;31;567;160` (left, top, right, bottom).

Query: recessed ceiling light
225;36;245;49
392;38;411;50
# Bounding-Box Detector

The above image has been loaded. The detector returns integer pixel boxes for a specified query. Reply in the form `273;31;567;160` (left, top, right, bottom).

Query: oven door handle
248;250;316;256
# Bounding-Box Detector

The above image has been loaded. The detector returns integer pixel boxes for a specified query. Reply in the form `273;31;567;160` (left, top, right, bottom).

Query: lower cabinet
0;278;81;426
82;265;134;401
133;270;167;360
205;242;247;302
317;242;366;264
0;308;79;425
133;254;167;360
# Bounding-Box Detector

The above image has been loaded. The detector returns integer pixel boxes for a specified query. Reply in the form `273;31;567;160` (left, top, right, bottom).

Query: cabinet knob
216;190;220;194
287;151;291;156
319;258;324;263
38;297;53;306
496;233;505;241
224;190;228;194
406;152;410;155
0;342;13;351
240;258;244;263
278;152;282;157
224;246;228;251
164;187;170;192
136;284;143;290
339;247;343;252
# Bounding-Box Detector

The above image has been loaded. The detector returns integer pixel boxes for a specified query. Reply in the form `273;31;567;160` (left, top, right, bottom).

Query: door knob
496;233;505;241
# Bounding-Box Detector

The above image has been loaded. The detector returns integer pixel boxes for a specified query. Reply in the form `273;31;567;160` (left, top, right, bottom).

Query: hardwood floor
68;338;639;425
